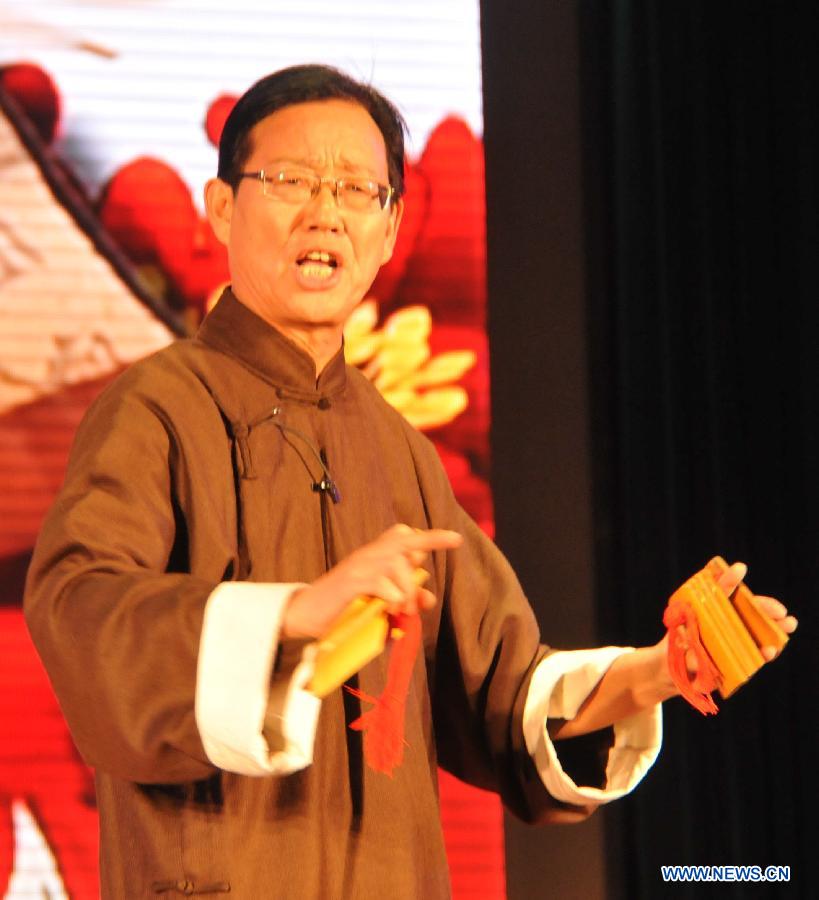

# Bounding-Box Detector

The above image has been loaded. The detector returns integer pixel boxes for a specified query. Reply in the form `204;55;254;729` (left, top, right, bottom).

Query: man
24;65;796;898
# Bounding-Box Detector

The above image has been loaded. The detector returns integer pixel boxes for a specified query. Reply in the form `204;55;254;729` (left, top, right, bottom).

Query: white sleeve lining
523;647;663;805
195;581;320;776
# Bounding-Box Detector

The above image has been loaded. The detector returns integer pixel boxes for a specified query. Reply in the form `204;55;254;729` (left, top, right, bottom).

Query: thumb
717;561;747;597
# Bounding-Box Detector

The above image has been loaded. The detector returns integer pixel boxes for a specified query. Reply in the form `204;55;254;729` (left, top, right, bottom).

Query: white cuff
195;582;321;776
523;647;663;805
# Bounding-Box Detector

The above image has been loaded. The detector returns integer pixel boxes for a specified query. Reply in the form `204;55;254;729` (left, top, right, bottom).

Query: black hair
217;64;407;197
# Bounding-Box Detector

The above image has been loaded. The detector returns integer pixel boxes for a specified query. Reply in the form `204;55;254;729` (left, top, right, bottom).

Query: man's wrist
281;586;315;640
638;641;679;707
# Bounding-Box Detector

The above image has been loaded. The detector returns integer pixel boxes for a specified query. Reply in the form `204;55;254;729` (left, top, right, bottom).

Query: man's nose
306;179;343;230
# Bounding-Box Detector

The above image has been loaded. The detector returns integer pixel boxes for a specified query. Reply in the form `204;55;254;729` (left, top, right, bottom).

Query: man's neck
273;323;342;379
230;291;343;379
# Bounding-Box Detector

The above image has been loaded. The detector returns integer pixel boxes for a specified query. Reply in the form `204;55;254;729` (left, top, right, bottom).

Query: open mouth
296;250;339;280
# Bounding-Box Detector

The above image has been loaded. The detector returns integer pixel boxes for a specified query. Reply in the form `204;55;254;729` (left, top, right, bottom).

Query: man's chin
285;296;360;330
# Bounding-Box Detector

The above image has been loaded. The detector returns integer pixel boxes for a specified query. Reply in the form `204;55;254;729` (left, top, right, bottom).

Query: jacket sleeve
25;369;324;788
411;430;661;823
23;376;225;783
25;372;327;785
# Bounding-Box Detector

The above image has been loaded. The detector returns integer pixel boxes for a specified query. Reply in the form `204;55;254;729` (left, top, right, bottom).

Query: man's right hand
281;524;463;639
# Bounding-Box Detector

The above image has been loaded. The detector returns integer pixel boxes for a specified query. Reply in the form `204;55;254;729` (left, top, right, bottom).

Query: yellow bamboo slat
675;575;748;697
307;568;429;698
707;556;789;655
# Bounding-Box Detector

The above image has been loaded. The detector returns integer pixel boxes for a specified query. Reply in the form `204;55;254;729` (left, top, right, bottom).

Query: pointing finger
398;528;463;552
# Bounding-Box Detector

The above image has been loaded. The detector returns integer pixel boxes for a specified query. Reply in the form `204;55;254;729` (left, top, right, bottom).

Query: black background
482;2;818;897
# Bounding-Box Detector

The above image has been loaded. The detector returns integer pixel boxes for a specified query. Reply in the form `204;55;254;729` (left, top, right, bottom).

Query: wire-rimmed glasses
237;169;394;212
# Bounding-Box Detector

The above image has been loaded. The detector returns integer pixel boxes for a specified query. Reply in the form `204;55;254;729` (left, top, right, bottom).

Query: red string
663;599;721;715
345;611;421;776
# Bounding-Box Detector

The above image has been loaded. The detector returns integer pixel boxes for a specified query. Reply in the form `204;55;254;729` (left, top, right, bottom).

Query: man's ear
380;197;404;265
204;177;234;246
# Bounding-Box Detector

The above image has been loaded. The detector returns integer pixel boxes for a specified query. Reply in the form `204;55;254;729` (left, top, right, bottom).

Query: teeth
304;251;332;263
300;263;335;279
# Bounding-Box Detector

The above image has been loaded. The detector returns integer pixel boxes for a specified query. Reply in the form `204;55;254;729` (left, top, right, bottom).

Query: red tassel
663;599;721;715
345;611;421;776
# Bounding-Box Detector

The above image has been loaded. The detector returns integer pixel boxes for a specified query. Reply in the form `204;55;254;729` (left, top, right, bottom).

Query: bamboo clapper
670;556;789;699
307;568;429;698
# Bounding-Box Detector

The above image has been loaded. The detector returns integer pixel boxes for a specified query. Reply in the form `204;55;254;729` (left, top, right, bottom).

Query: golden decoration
344;300;476;430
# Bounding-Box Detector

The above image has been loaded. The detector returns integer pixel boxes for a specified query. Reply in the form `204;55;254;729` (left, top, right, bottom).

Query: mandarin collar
196;288;347;399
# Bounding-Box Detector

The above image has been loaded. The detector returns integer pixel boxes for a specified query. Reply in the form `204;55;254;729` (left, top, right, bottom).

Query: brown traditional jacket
25;290;586;898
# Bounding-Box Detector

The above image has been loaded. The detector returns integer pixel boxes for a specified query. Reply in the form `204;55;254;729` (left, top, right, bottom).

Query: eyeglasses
237;169;394;212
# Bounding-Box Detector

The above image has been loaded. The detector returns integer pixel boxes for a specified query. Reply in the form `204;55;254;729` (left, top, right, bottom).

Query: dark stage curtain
580;3;819;897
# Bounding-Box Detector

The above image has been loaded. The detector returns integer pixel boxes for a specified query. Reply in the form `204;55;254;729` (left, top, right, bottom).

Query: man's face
206;99;402;345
